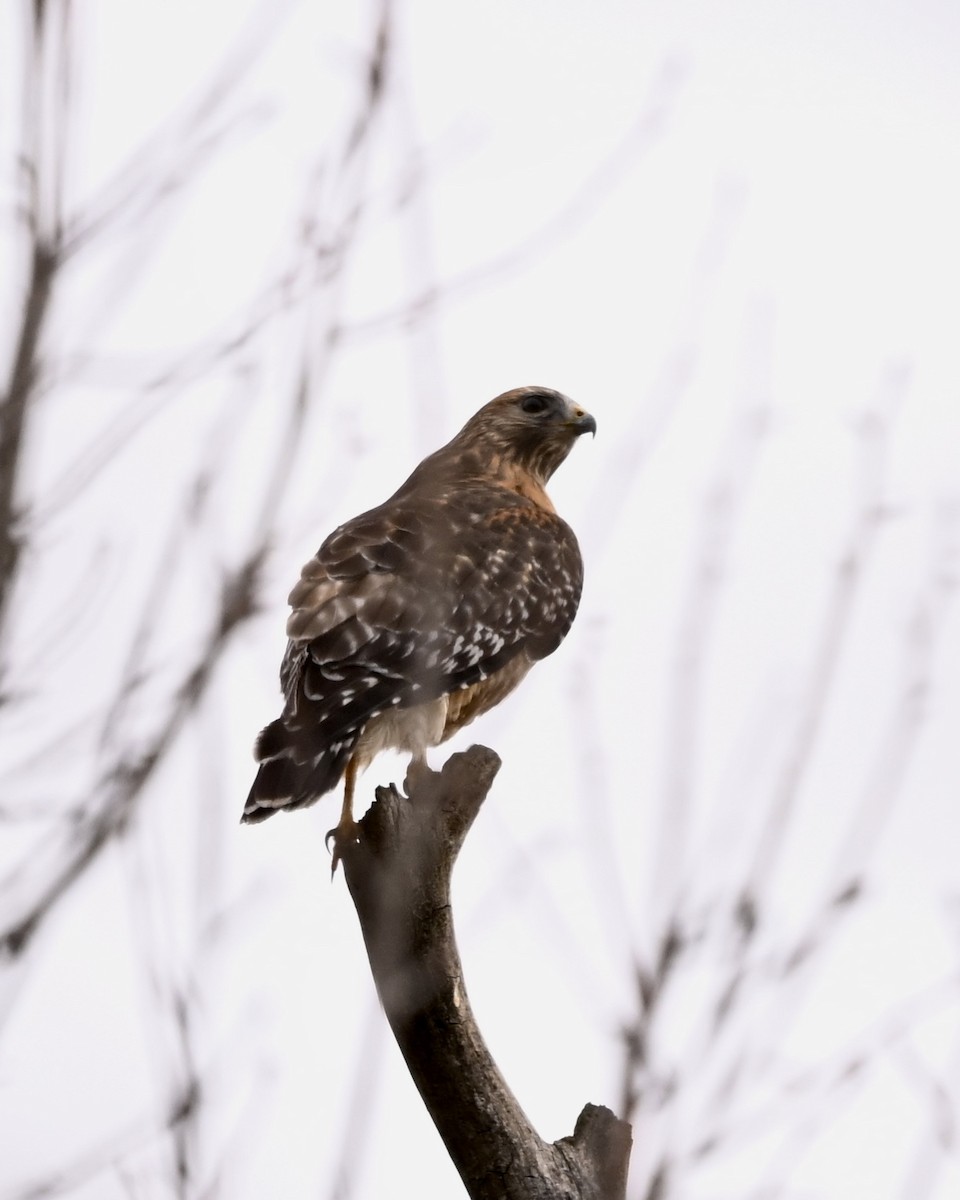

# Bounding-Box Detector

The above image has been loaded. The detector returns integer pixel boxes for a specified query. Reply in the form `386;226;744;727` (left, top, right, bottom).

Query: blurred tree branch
0;2;395;1195
0;0;393;959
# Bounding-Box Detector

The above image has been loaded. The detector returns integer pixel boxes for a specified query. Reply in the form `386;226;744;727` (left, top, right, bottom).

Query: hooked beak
567;405;597;438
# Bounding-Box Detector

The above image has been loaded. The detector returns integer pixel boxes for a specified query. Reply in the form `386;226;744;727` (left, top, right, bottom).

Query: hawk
243;386;595;865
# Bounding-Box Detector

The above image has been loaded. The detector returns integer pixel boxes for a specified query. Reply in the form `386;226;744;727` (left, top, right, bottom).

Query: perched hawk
243;386;595;864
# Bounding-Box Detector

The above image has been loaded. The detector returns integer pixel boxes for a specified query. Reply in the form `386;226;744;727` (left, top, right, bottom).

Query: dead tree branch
340;744;632;1200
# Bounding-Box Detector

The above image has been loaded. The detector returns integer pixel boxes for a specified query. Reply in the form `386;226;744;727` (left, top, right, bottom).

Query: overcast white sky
2;1;960;1197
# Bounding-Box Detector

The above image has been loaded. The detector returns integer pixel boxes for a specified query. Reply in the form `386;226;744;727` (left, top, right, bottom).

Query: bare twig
339;59;685;344
0;237;57;643
0;548;264;958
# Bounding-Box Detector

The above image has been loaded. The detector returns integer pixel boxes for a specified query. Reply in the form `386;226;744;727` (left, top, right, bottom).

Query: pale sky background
2;1;960;1198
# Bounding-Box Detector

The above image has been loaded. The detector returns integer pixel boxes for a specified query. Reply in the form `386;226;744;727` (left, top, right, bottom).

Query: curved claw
325;818;360;878
404;756;432;797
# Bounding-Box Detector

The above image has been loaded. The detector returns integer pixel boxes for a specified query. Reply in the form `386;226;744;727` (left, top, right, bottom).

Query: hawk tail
241;718;354;824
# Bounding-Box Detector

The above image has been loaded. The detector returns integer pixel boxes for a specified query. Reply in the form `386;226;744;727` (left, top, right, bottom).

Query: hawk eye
520;393;551;415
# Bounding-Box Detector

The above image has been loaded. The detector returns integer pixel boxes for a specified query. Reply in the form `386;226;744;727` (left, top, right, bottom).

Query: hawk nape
243;385;596;869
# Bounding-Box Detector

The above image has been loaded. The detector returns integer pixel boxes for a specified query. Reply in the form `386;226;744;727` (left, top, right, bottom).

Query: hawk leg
404;752;432;795
325;756;361;877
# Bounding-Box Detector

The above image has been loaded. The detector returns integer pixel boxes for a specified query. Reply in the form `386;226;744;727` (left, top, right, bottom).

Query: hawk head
459;386;597;484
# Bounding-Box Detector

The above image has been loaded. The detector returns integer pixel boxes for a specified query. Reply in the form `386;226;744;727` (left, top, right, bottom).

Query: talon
325;818;360;877
404;755;431;796
325;756;360;878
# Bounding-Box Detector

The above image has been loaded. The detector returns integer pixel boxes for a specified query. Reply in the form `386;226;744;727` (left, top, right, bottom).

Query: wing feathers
244;486;583;823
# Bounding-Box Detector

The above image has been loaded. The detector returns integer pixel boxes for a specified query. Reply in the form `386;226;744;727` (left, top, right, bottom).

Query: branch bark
340;745;632;1200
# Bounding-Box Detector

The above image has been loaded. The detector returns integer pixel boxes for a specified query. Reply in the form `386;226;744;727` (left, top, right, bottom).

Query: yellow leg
325;757;361;876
